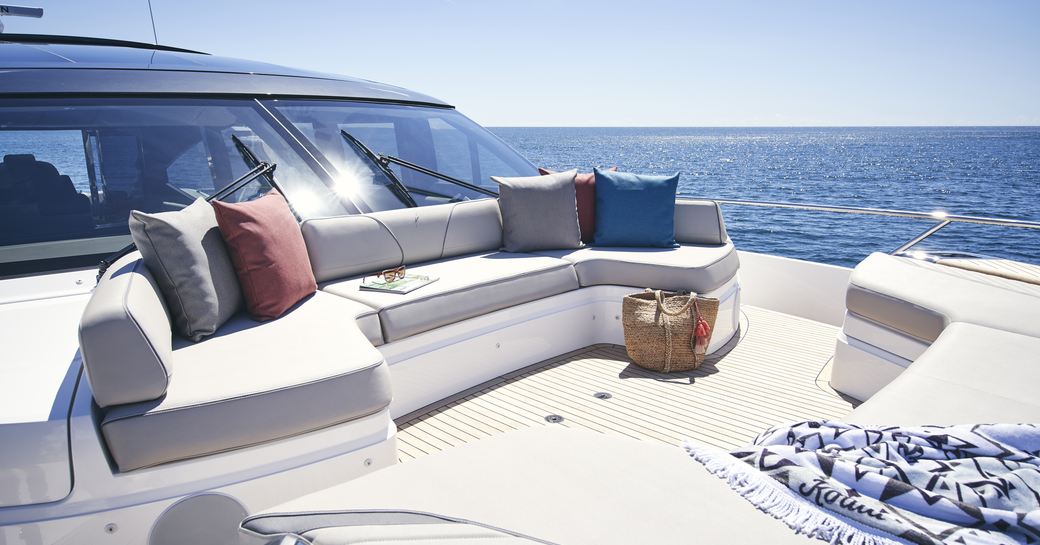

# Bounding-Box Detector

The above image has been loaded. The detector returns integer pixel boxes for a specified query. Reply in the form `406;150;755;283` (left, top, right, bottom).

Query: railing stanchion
891;219;952;254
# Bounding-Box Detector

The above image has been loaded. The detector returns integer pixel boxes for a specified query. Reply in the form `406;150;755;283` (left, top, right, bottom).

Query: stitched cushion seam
112;403;392;471
102;357;385;423
122;260;171;388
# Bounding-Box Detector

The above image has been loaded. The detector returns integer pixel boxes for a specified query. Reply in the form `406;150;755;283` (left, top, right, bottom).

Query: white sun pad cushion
245;427;814;545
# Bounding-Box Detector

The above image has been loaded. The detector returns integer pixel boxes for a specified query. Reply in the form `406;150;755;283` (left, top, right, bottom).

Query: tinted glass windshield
0;98;350;276
272;101;537;209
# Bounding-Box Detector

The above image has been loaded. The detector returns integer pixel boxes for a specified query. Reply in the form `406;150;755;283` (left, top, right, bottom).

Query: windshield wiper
338;130;418;208
229;135;302;220
377;153;498;198
97;162;277;282
339;130;498;202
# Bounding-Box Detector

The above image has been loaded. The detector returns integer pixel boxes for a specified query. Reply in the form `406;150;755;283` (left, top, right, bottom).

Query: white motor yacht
1;34;1039;545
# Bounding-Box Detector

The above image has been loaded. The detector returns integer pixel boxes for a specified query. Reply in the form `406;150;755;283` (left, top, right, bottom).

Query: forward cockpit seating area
78;197;742;472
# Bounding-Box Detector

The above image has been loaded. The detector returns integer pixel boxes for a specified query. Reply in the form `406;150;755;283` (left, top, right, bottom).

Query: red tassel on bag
695;318;711;341
694;316;711;349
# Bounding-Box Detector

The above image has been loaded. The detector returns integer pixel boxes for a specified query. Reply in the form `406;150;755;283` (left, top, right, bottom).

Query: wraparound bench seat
323;252;579;343
80;197;740;472
82;256;393;472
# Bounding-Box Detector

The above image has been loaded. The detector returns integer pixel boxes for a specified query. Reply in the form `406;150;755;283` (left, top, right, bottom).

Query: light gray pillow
129;198;242;341
491;170;581;252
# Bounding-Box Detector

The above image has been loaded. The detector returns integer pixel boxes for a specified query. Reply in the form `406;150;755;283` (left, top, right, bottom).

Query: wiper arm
97;162;277;282
231;134;300;220
340;129;498;199
339;130;417;208
212;159;278;202
404;185;465;202
378;154;498;198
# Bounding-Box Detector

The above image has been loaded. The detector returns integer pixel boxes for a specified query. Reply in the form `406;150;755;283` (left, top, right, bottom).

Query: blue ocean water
491;127;1040;268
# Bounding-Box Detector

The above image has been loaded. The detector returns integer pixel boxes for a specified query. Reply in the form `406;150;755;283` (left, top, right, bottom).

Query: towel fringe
683;441;911;545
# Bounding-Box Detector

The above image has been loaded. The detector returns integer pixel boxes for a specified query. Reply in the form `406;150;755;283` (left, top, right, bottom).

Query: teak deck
395;306;856;462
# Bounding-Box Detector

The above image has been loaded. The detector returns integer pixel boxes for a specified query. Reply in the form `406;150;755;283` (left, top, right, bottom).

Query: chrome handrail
682;197;1040;255
700;198;1040;229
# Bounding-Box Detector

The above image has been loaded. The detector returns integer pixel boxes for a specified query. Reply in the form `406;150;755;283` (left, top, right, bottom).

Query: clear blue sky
7;1;1039;126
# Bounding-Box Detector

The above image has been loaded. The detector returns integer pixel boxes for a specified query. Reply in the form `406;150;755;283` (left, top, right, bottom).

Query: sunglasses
377;266;406;282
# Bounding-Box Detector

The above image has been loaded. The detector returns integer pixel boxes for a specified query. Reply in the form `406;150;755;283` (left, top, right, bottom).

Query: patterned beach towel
684;421;1040;545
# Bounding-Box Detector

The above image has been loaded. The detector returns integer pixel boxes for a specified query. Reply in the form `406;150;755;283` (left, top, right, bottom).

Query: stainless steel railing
684;197;1040;255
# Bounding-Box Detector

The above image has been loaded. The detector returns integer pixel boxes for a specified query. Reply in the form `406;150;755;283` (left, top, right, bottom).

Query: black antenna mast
146;0;158;45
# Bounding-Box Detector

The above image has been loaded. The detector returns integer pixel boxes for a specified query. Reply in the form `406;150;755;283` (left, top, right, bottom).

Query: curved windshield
272;100;537;210
0;98;350;276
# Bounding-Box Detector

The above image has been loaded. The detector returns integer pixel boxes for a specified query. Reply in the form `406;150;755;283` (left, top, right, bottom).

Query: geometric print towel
685;421;1040;545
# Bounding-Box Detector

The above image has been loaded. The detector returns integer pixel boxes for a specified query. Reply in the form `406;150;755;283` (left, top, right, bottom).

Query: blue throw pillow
593;169;679;247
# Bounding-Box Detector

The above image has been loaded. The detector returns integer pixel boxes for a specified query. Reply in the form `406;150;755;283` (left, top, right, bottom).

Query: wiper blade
339;130;417;208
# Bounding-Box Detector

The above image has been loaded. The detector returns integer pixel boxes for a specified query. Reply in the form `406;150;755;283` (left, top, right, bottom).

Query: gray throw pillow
129;198;242;341
491;170;582;252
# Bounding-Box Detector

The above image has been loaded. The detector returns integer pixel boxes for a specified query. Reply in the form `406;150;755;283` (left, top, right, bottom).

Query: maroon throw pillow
212;191;316;321
539;166;617;243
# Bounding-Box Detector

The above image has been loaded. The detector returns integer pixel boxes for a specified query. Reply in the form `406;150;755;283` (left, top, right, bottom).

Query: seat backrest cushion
675;200;729;245
368;204;453;264
441;199;502;258
302;215;404;283
79;253;174;408
302;199;503;283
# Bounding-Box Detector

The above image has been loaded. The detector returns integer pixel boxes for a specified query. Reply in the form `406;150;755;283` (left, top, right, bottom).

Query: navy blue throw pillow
592;169;679;247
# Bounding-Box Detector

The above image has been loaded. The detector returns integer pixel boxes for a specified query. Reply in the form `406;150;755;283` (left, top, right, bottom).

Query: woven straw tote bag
622;289;719;373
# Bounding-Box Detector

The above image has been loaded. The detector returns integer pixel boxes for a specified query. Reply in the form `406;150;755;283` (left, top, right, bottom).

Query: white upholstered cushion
675;199;729;245
537;242;739;293
79;253;173;408
100;291;391;472
302;200;503;284
848;323;1040;425
846;253;1040;342
322;252;579;342
247;427;814;545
